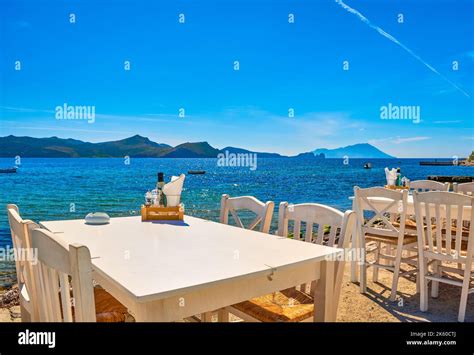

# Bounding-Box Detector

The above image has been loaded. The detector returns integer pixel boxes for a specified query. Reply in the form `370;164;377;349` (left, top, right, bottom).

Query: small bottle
396;168;401;186
145;190;153;206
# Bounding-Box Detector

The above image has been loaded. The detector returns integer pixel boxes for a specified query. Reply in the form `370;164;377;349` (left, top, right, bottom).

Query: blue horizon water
0;157;472;287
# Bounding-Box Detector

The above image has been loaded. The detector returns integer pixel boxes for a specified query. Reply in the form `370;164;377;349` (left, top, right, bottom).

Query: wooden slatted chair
413;191;474;322
452;182;474;236
354;187;419;301
219;194;275;233
6;204;40;321
454;182;474;195
30;228;130;322
224;203;355;322
197;195;275;322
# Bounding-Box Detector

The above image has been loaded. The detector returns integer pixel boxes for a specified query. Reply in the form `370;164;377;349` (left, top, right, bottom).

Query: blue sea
0;157;472;287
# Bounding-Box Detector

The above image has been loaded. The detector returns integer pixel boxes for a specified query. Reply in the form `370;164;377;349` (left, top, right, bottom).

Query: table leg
350;199;359;283
314;260;335;322
201;312;213;322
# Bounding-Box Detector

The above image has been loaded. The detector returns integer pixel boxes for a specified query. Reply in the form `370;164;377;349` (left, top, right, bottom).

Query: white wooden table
349;195;472;282
40;215;342;322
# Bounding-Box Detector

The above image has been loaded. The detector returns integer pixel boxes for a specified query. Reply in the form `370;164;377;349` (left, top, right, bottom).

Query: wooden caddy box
384;185;409;190
141;204;184;221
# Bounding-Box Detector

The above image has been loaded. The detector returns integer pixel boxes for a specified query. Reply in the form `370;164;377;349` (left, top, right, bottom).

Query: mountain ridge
313;143;394;159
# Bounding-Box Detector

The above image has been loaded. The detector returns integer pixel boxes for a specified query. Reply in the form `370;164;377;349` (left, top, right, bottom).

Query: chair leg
390;243;404;301
386;244;394;266
20;303;31;323
458;271;471;322
218;308;230;322
359;233;367;294
359;256;367;294
351;200;360;282
373;242;380;283
419;258;429;312
431;261;440;298
201;312;213;322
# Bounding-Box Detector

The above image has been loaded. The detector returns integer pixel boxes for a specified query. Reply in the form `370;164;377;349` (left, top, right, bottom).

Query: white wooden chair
6;204;40;322
454;182;474;195
30;228;130;322
410;180;449;192
223;203;355;322
354;187;419;301
219;194;274;233
413;191;474;322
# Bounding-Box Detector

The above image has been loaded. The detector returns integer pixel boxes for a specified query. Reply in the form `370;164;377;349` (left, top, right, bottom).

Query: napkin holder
141;204;184;221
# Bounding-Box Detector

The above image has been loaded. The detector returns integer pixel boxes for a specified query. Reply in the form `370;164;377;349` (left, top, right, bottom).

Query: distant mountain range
0;135;395;159
313;143;394;159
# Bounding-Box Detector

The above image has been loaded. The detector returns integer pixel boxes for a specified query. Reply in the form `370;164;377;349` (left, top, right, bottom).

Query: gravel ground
1;264;472;323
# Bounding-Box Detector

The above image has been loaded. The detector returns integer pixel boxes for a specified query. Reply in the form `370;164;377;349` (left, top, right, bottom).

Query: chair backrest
410;180;449;192
413;191;474;260
6;204;40;320
453;182;474;195
354;186;408;239
220;194;274;233
277;202;355;249
31;228;96;322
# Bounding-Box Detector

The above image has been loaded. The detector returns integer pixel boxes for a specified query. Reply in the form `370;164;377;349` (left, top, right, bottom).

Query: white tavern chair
6;204;40;322
409;180;449;192
198;194;275;322
31;228;129;322
413;191;474;322
219;194;275;233
225;203;355;322
454;182;474;195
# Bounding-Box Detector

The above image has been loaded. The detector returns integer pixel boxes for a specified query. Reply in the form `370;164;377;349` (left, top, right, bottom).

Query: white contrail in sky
335;0;470;98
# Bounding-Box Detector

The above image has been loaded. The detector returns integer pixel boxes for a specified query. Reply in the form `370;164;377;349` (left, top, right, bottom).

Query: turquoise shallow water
0;157;472;287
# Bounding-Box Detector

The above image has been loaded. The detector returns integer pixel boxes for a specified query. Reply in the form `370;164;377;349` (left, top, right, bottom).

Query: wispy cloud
13;20;31;29
433;120;461;124
334;0;471;98
0;106;54;114
393;136;430;144
369;136;431;145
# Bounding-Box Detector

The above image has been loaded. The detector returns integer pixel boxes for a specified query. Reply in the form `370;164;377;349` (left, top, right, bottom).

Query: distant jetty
419;161;454;166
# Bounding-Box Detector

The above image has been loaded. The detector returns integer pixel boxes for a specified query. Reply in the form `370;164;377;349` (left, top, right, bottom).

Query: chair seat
365;233;417;245
232;288;314;322
428;240;469;255
94;288;129;322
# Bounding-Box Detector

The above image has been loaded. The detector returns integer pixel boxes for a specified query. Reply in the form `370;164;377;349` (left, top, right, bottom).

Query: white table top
349;194;471;218
40;216;341;303
349;195;415;202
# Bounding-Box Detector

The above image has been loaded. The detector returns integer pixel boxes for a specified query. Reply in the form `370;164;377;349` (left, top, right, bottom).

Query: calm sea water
0;157;472;287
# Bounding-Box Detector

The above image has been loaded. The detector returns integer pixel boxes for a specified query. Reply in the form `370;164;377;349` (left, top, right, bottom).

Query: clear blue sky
1;0;473;157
